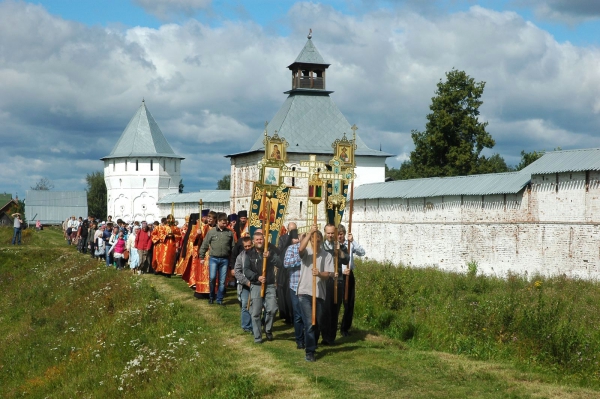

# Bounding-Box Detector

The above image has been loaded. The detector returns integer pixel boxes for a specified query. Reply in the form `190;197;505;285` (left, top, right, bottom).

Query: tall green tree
217;175;230;190
410;69;496;178
86;171;107;220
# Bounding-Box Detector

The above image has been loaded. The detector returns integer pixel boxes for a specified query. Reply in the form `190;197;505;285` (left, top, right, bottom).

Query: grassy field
1;227;599;398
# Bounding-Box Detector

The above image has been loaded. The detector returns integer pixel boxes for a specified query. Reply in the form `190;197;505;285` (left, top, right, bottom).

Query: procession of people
62;208;365;362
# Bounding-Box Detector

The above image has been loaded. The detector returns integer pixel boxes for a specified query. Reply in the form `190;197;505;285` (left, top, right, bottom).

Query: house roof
520;147;600;175
354;171;531;200
157;190;230;204
101;101;183;160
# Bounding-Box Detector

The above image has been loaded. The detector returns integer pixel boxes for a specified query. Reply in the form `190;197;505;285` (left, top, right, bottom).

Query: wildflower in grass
534;280;542;289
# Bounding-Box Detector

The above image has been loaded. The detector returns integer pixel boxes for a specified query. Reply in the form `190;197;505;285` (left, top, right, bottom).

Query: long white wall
350;171;600;279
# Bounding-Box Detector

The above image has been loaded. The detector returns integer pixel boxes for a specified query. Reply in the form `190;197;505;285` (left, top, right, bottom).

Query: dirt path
145;275;323;398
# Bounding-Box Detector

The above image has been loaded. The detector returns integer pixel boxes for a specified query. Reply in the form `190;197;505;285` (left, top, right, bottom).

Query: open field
1;227;599;398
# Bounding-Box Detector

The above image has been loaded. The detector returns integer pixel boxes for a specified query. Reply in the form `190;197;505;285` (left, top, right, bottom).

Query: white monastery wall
351;172;600;279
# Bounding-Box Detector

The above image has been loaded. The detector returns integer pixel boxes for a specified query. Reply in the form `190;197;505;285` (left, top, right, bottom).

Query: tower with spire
227;33;389;220
101;100;184;222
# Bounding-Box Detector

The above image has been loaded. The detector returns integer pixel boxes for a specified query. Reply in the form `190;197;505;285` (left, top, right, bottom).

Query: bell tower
288;30;330;91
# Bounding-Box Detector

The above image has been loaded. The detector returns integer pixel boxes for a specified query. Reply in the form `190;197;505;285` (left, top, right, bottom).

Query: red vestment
151;224;181;274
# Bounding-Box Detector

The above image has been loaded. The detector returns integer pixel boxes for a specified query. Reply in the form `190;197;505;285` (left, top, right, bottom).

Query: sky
2;0;600;198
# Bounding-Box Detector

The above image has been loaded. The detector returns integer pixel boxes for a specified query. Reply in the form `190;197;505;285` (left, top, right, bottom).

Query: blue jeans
12;227;21;245
209;257;229;302
289;289;305;346
239;285;252;331
298;295;324;355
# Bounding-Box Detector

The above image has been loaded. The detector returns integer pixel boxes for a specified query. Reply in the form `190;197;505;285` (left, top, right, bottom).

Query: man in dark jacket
243;231;282;344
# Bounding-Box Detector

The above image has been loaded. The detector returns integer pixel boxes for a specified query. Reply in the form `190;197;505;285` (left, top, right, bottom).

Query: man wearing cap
12;213;23;245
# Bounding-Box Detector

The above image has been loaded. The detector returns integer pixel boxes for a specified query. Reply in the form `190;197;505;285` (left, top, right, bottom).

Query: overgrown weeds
354;259;600;384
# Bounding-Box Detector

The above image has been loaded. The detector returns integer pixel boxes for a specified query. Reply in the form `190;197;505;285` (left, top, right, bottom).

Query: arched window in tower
291;166;296;186
163;160;166;171
299;201;303;215
150;159;153;171
136;160;139;171
125;160;127;171
119;178;122;187
174;160;177;172
143;178;146;188
113;160;115;171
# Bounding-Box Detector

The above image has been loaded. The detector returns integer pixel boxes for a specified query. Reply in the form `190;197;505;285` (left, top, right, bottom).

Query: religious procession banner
326;180;349;226
248;182;291;245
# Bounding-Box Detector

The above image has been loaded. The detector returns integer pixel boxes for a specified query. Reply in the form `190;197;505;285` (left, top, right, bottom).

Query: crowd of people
62;209;365;362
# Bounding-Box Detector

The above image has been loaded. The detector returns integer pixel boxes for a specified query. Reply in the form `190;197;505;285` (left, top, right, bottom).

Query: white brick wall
349;172;600;279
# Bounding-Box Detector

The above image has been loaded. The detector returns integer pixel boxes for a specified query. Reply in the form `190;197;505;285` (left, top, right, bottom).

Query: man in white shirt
338;224;365;337
12;213;23;245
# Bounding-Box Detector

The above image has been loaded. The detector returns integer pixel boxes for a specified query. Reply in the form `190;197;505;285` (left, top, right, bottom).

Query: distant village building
0;193;18;226
227;35;390;224
25;190;88;225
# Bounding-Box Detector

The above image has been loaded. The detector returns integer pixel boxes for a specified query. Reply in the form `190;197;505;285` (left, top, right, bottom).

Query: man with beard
243;231;281;343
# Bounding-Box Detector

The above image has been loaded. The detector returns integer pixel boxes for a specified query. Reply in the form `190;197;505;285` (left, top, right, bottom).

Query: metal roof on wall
353;171;531;200
157;190;230;204
25;190;88;223
520;147;600;175
101;101;183;160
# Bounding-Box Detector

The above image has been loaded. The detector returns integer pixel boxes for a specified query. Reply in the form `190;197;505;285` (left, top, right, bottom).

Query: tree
477;153;510;174
178;179;184;193
410;69;496;178
515;150;544;171
31;177;54;190
385;161;420;181
86;171;107;220
217;175;230;190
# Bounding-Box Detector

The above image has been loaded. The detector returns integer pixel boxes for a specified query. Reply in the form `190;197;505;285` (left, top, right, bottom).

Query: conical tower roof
101;101;183;160
291;36;327;65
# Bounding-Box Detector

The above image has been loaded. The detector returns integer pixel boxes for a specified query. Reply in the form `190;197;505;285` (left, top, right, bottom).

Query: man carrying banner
296;225;334;362
243;231;281;343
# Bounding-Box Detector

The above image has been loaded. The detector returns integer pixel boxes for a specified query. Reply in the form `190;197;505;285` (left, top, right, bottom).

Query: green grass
1;227;599;398
353;259;600;385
